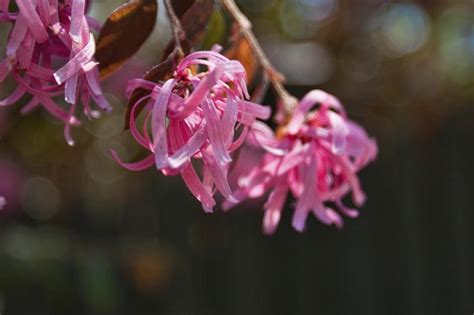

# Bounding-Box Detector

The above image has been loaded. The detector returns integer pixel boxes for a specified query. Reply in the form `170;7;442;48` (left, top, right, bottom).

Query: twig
251;74;269;104
164;0;185;58
220;0;298;114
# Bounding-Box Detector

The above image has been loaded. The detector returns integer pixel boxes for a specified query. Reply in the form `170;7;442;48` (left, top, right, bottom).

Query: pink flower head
112;50;271;212
0;0;110;145
225;90;378;234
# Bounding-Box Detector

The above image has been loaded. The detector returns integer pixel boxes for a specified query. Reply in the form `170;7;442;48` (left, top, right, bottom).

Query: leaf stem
220;0;298;114
164;0;185;58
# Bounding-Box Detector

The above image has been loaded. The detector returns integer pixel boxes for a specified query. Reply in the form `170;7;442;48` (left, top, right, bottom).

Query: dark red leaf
124;47;182;129
95;0;158;79
171;0;195;18
161;0;215;61
148;0;215;77
180;0;215;46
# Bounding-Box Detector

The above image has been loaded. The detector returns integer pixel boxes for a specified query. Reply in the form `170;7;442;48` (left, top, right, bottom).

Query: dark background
1;0;474;314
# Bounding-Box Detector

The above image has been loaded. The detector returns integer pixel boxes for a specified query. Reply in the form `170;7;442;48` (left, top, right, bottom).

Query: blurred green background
1;0;474;314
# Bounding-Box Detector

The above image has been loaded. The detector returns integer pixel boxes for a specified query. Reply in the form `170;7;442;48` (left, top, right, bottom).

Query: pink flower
0;0;110;145
225;90;378;234
0;196;6;210
112;50;271;212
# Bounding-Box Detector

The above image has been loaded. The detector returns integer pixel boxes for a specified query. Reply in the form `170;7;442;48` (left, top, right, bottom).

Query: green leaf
200;9;227;50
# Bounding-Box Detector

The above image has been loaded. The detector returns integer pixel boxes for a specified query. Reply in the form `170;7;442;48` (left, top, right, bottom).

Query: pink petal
167;122;207;169
287;90;345;135
336;200;359;218
202;97;231;165
20;97;40;114
0;59;9;81
64;100;77;146
325;208;344;229
85;67;111;111
237;100;271;121
174;61;244;119
129;96;153;149
0;85;25;106
151;79;175;169
203;151;236;202
64;74;79;104
70;0;85;43
6;14;28;59
37;0;50;26
110;150;155;171
28;63;55;81
50;0;61;34
17;32;35;69
263;181;289;235
180;164;216;212
53;33;95;85
221;91;238;144
327;111;347;155
16;0;48;42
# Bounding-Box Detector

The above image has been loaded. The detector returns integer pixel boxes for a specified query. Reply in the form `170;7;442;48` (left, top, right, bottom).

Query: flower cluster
112;50;271;212
225;90;378;233
0;0;110;145
115;50;377;233
0;1;377;233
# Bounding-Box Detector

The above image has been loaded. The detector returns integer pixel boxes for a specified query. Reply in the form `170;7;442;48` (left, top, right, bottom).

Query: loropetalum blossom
0;0;110;145
224;90;378;234
112;50;271;212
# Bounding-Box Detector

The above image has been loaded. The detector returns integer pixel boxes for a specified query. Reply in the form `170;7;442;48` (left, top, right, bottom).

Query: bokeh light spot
339;38;381;82
375;4;431;58
437;5;474;83
20;177;60;221
0;196;6;210
264;39;334;85
297;0;336;22
84;139;126;184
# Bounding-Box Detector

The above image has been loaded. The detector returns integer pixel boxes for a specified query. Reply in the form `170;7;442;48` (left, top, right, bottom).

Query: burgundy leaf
95;0;158;78
124;47;182;129
180;0;215;46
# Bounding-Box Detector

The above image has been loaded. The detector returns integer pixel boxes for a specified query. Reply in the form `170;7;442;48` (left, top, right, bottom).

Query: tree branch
164;0;185;59
220;0;298;114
